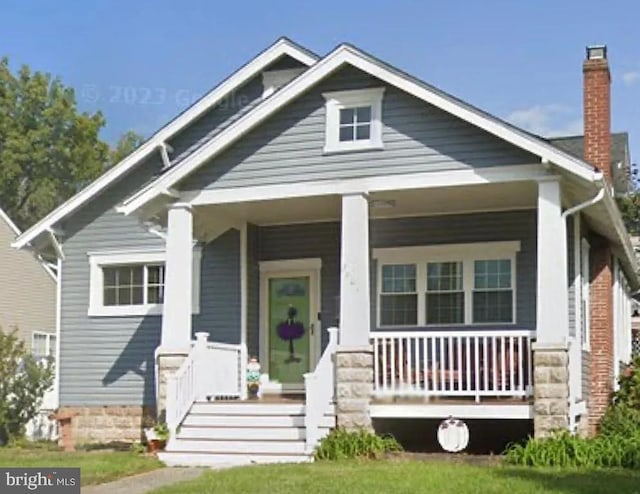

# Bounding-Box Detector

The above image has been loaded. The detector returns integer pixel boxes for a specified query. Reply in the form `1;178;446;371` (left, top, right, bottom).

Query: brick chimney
583;45;611;180
583;45;614;435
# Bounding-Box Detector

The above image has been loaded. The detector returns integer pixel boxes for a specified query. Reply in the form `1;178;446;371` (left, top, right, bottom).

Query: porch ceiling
193;181;538;232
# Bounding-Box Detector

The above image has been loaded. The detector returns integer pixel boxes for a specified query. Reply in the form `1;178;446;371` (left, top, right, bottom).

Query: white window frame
88;248;201;317
322;87;384;153
373;241;520;328
32;331;56;360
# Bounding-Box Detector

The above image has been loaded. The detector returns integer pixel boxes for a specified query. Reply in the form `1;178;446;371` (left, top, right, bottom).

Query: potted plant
247;357;261;399
144;422;169;453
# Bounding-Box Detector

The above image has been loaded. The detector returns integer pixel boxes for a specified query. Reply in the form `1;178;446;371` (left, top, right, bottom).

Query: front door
261;262;320;390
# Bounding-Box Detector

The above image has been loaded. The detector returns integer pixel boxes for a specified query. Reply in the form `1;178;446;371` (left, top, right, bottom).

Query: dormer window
323;88;384;153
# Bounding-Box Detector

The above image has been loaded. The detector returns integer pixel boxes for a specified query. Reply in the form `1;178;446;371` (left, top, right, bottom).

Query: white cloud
622;71;640;86
505;104;582;137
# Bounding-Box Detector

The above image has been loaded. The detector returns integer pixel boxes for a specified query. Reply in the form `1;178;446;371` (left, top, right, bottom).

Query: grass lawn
0;446;163;486
151;459;640;494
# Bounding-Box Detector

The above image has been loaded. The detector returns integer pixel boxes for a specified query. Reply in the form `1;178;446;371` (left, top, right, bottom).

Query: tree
0;57;109;230
0;328;53;444
109;130;145;167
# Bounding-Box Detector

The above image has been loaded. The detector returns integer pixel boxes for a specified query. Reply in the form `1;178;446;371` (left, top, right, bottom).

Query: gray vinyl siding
169;55;305;165
247;223;260;358
178;65;537;192
370;210;537;331
256;222;341;350
193;229;241;344
59;155;166;407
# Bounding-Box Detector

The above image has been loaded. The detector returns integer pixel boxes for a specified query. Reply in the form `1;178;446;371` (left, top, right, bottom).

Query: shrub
314;428;402;461
0;328;54;445
600;405;640;438
504;431;640;468
613;356;640;410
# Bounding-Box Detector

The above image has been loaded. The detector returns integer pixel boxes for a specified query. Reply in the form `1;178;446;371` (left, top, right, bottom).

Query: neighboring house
12;39;638;464
0;208;58;440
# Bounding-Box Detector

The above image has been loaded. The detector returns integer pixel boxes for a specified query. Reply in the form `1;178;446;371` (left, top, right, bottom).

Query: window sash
102;262;166;307
32;332;55;360
377;250;516;327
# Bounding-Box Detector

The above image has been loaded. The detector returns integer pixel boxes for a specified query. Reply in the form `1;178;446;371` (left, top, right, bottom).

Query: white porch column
533;178;571;438
536;178;569;344
161;202;194;348
339;193;371;347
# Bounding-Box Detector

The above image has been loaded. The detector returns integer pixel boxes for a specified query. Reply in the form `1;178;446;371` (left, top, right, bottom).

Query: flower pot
147;439;166;453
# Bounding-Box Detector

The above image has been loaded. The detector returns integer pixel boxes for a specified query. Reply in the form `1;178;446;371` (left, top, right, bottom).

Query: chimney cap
586;45;607;61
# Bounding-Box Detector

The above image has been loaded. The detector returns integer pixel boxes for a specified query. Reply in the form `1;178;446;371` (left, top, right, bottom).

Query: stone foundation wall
58;406;155;445
335;346;373;430
533;344;570;438
156;351;188;420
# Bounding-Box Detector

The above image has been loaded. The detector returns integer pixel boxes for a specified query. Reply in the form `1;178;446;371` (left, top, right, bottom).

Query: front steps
158;401;335;467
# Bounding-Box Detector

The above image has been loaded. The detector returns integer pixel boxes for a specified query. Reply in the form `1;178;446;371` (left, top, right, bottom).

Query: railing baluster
382;338;388;392
474;336;480;402
374;337;380;392
406;337;413;390
414;336;421;392
492;336;497;392
509;336;515;393
390;338;396;392
500;337;506;392
518;336;524;393
447;336;454;391
456;336;462;392
422;337;428;394
430;336;437;392
465;336;471;392
527;335;533;395
439;337;445;391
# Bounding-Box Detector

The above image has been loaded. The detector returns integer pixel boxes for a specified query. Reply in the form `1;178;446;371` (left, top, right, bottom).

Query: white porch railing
166;332;246;436
304;327;338;452
372;330;535;402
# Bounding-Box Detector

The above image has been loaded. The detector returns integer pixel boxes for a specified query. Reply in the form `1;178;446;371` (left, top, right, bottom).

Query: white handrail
165;332;245;437
304;327;338;453
372;329;535;402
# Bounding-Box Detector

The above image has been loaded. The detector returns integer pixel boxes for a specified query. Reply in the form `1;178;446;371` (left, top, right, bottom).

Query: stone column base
532;343;570;438
156;349;189;420
335;345;373;431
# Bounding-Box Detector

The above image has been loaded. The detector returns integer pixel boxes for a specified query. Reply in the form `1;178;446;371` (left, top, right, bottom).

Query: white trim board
119;43;602;215
12;38;318;251
184;165;550;206
88;248;202;317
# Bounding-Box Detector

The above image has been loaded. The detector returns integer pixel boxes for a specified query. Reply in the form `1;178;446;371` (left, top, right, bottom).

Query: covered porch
155;168;579;439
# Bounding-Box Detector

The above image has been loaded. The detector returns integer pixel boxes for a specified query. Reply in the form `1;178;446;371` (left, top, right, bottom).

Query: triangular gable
13;38;318;249
118;44;602;215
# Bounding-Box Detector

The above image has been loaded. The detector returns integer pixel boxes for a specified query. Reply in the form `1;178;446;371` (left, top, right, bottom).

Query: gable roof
12;37;318;250
0;207;57;281
118;43;604;215
549;132;630;195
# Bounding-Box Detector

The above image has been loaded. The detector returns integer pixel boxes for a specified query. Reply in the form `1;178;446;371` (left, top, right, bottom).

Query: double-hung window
374;242;519;327
322;88;384;153
32;332;56;361
380;264;417;326
89;249;201;317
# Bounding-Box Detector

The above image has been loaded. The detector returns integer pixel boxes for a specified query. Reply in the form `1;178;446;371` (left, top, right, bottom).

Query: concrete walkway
82;467;205;494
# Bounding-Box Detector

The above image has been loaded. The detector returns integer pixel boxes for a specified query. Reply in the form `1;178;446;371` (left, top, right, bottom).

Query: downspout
561;184;605;220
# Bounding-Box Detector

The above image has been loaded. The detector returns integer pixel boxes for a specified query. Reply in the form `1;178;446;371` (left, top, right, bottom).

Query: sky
2;0;639;165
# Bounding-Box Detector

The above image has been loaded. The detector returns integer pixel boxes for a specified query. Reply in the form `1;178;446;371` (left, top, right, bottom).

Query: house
0;208;58;440
12;39;637;464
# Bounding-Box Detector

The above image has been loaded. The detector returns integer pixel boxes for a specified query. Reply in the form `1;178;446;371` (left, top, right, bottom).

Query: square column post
157;202;193;419
161;202;194;348
339;193;371;347
533;178;571;437
337;193;373;431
